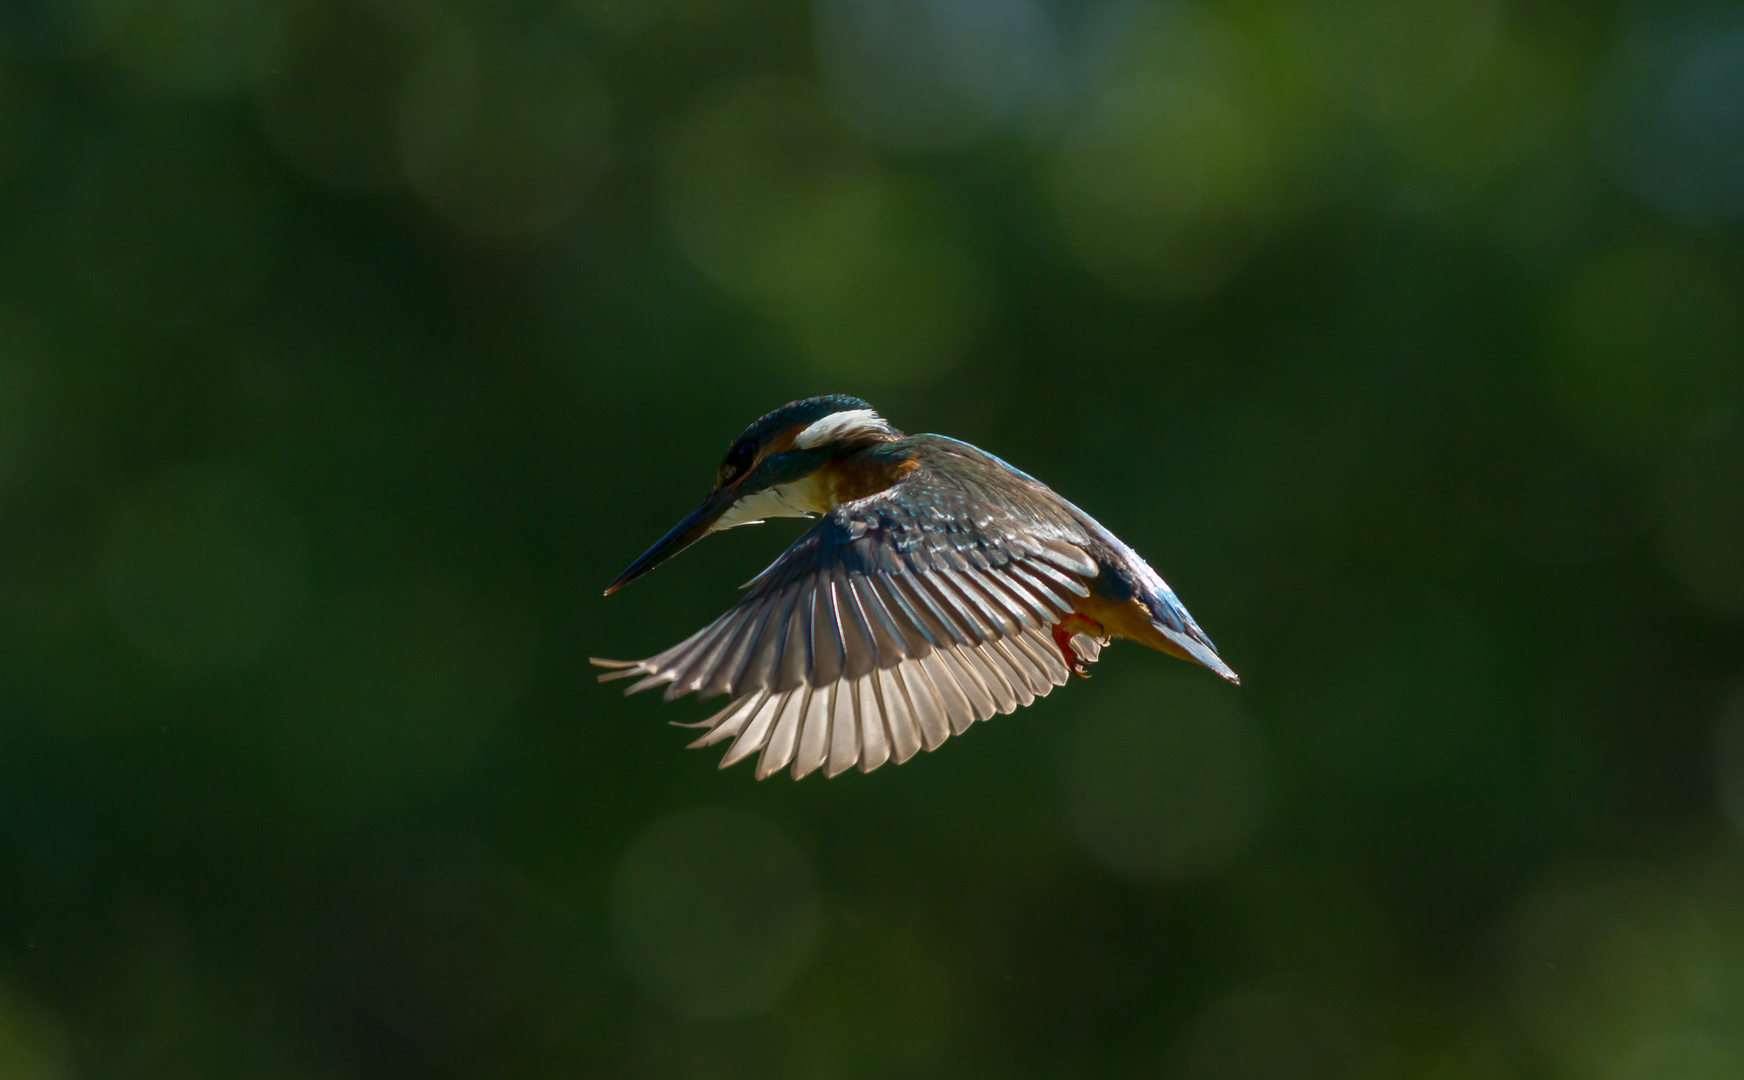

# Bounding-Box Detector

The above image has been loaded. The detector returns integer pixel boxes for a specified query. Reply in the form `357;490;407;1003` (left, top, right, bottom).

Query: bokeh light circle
92;0;273;94
70;120;282;324
1381;28;1578;209
0;314;48;501
1614;1032;1744;1080
1277;0;1497;122
611;807;821;1019
1659;418;1744;618
1597;13;1744;224
1063;668;1269;881
663;78;988;380
1457;407;1649;565
812;0;1060;152
399;21;610;239
1048;4;1273;297
0;981;70;1080
0;68;18;188
1283;591;1495;786
259;0;440;189
663;78;878;298
1171;978;1378;1080
1544;238;1744;450
330;837;582;1052
1713;686;1744;837
1509;866;1744;1076
287;569;539;804
101;463;310;676
0;0;99;61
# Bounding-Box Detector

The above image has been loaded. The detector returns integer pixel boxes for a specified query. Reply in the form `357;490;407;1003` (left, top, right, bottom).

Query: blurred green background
2;0;1743;1076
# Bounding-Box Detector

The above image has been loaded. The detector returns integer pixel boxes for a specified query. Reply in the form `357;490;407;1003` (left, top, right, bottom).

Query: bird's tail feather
1143;590;1240;685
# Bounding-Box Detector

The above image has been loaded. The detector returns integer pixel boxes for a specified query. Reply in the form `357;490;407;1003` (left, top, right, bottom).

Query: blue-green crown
733;395;877;450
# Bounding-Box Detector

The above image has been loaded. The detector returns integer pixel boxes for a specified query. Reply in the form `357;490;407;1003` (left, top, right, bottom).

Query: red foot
1051;614;1103;678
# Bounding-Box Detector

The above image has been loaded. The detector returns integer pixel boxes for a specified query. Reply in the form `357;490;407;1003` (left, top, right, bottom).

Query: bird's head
604;395;901;594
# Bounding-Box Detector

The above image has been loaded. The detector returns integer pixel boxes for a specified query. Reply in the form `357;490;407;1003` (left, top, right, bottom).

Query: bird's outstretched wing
593;461;1106;779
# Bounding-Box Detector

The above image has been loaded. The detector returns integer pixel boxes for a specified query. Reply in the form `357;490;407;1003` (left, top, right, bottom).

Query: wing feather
737;585;799;694
856;677;889;772
793;685;833;780
917;570;992;639
878;667;922;764
831;571;878;680
870;574;945;651
640;625;719;700
920;652;975;737
849;574;910;667
722;691;786;768
956;642;1018;714
826;681;859;778
1036;540;1099;578
849;572;918;663
757;687;809;779
995;633;1056;696
1005;562;1077;615
688;690;765;748
890;573;969;646
809;581;846;688
700;594;778;698
902;662;949;750
594;444;1129;776
671;607;750;697
1019;557;1093;599
964;565;1045;630
1017;628;1073;686
937;648;995;729
774;587;814;692
982;639;1035;708
943;567;1021;636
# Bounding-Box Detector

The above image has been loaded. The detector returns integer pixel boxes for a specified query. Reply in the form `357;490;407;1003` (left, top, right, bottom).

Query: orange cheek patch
763;423;811;458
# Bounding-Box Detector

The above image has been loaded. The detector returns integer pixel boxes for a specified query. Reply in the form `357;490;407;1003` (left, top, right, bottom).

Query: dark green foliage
0;1;1742;1077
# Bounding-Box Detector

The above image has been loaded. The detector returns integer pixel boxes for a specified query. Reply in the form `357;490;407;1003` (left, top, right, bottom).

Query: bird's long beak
603;485;737;595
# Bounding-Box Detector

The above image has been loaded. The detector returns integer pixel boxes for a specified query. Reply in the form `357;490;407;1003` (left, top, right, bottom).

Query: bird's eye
719;439;756;484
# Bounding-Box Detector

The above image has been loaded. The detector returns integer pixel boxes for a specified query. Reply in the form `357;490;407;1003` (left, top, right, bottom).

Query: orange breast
824;456;920;505
1072;589;1195;663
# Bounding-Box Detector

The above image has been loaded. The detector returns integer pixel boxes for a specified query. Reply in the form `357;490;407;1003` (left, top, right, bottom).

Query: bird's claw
1051;615;1103;680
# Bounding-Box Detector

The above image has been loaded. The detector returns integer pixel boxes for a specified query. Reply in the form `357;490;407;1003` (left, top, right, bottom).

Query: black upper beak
603;485;736;595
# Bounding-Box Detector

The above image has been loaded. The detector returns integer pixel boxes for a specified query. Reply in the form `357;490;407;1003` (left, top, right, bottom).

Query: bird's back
869;434;1095;545
889;434;1234;680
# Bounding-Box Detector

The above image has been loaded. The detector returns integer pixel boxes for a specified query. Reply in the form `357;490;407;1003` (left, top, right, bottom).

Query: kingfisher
594;395;1238;780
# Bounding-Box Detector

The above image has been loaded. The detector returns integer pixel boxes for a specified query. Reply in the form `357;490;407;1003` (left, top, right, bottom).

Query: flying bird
594;396;1238;780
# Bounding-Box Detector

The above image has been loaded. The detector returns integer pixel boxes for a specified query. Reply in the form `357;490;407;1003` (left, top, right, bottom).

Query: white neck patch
793;408;893;450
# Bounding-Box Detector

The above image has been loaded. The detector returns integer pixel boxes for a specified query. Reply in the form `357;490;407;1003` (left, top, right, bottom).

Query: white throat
712;472;834;530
